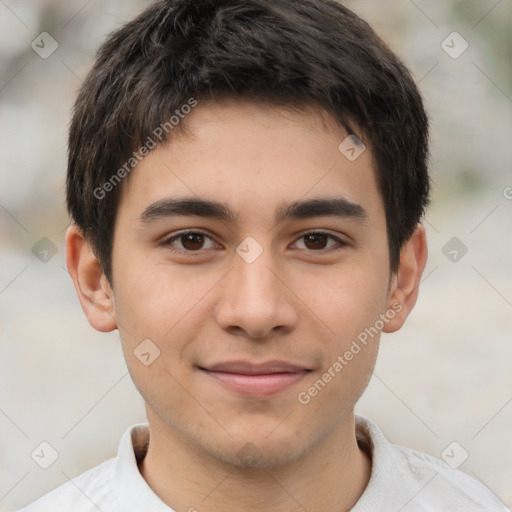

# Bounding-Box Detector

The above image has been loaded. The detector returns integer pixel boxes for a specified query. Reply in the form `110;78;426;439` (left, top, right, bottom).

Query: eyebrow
138;196;367;225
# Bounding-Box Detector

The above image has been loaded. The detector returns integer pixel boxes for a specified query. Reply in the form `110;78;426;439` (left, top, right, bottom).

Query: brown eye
162;231;218;253
293;231;346;252
180;233;205;250
303;233;329;250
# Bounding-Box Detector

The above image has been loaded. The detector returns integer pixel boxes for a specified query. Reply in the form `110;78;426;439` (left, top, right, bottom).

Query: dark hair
67;0;430;285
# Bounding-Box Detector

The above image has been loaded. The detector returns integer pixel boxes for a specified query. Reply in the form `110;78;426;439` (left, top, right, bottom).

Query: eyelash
161;230;348;256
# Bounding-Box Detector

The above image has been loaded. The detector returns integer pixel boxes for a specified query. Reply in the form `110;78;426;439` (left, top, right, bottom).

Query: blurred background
0;0;511;509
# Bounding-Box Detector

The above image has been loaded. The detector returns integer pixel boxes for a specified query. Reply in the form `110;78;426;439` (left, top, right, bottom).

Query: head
66;0;429;468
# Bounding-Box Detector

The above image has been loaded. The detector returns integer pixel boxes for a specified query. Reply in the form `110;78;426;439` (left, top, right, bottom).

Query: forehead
118;97;384;226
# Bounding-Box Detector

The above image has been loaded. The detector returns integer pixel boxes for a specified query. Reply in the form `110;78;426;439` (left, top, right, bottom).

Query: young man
18;0;508;510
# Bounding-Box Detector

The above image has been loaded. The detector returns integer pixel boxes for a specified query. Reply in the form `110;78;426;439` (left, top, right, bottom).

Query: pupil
182;233;204;250
305;233;327;249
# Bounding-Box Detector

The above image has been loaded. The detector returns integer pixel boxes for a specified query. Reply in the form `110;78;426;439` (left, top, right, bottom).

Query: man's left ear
382;223;428;333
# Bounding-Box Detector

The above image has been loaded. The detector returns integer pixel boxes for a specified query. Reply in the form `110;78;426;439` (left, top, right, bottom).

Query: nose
214;247;299;339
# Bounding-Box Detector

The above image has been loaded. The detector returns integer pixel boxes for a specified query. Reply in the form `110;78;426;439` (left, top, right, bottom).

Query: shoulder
393;444;508;510
354;416;509;511
16;422;152;512
16;458;119;512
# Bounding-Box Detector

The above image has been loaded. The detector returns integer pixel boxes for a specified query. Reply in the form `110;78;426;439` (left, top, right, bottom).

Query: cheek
112;258;220;390
306;259;389;338
113;250;206;335
294;266;386;415
112;265;204;409
299;259;388;396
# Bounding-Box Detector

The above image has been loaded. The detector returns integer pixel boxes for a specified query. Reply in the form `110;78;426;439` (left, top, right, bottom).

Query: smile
198;360;312;397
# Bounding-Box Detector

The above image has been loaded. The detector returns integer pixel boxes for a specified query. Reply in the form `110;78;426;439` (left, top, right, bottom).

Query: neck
139;410;371;512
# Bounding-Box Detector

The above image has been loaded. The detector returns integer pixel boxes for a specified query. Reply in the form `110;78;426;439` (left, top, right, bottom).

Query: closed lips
199;361;311;375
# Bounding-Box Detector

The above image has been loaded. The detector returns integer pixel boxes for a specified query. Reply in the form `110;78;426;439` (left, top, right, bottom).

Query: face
101;98;401;468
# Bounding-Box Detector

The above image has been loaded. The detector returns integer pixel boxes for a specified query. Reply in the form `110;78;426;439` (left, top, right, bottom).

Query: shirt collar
112;416;395;511
113;422;175;511
351;415;400;510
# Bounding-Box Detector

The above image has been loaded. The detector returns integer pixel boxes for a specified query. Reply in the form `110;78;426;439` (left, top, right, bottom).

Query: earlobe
383;223;428;333
65;224;118;332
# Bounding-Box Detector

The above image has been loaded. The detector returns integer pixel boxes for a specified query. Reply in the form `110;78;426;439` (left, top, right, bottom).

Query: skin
66;97;427;512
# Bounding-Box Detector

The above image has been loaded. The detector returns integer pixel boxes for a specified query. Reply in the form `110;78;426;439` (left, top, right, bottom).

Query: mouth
198;360;312;397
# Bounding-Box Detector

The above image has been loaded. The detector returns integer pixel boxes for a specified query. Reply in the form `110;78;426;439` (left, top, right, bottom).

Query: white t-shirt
17;416;509;511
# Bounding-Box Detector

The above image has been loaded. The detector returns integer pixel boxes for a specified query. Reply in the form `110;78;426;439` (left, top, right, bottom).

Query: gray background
1;0;511;509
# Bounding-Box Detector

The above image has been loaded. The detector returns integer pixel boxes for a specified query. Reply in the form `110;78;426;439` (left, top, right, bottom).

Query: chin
220;443;305;470
200;428;315;470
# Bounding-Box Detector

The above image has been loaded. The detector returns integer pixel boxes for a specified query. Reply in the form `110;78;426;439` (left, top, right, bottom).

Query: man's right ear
65;224;117;332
